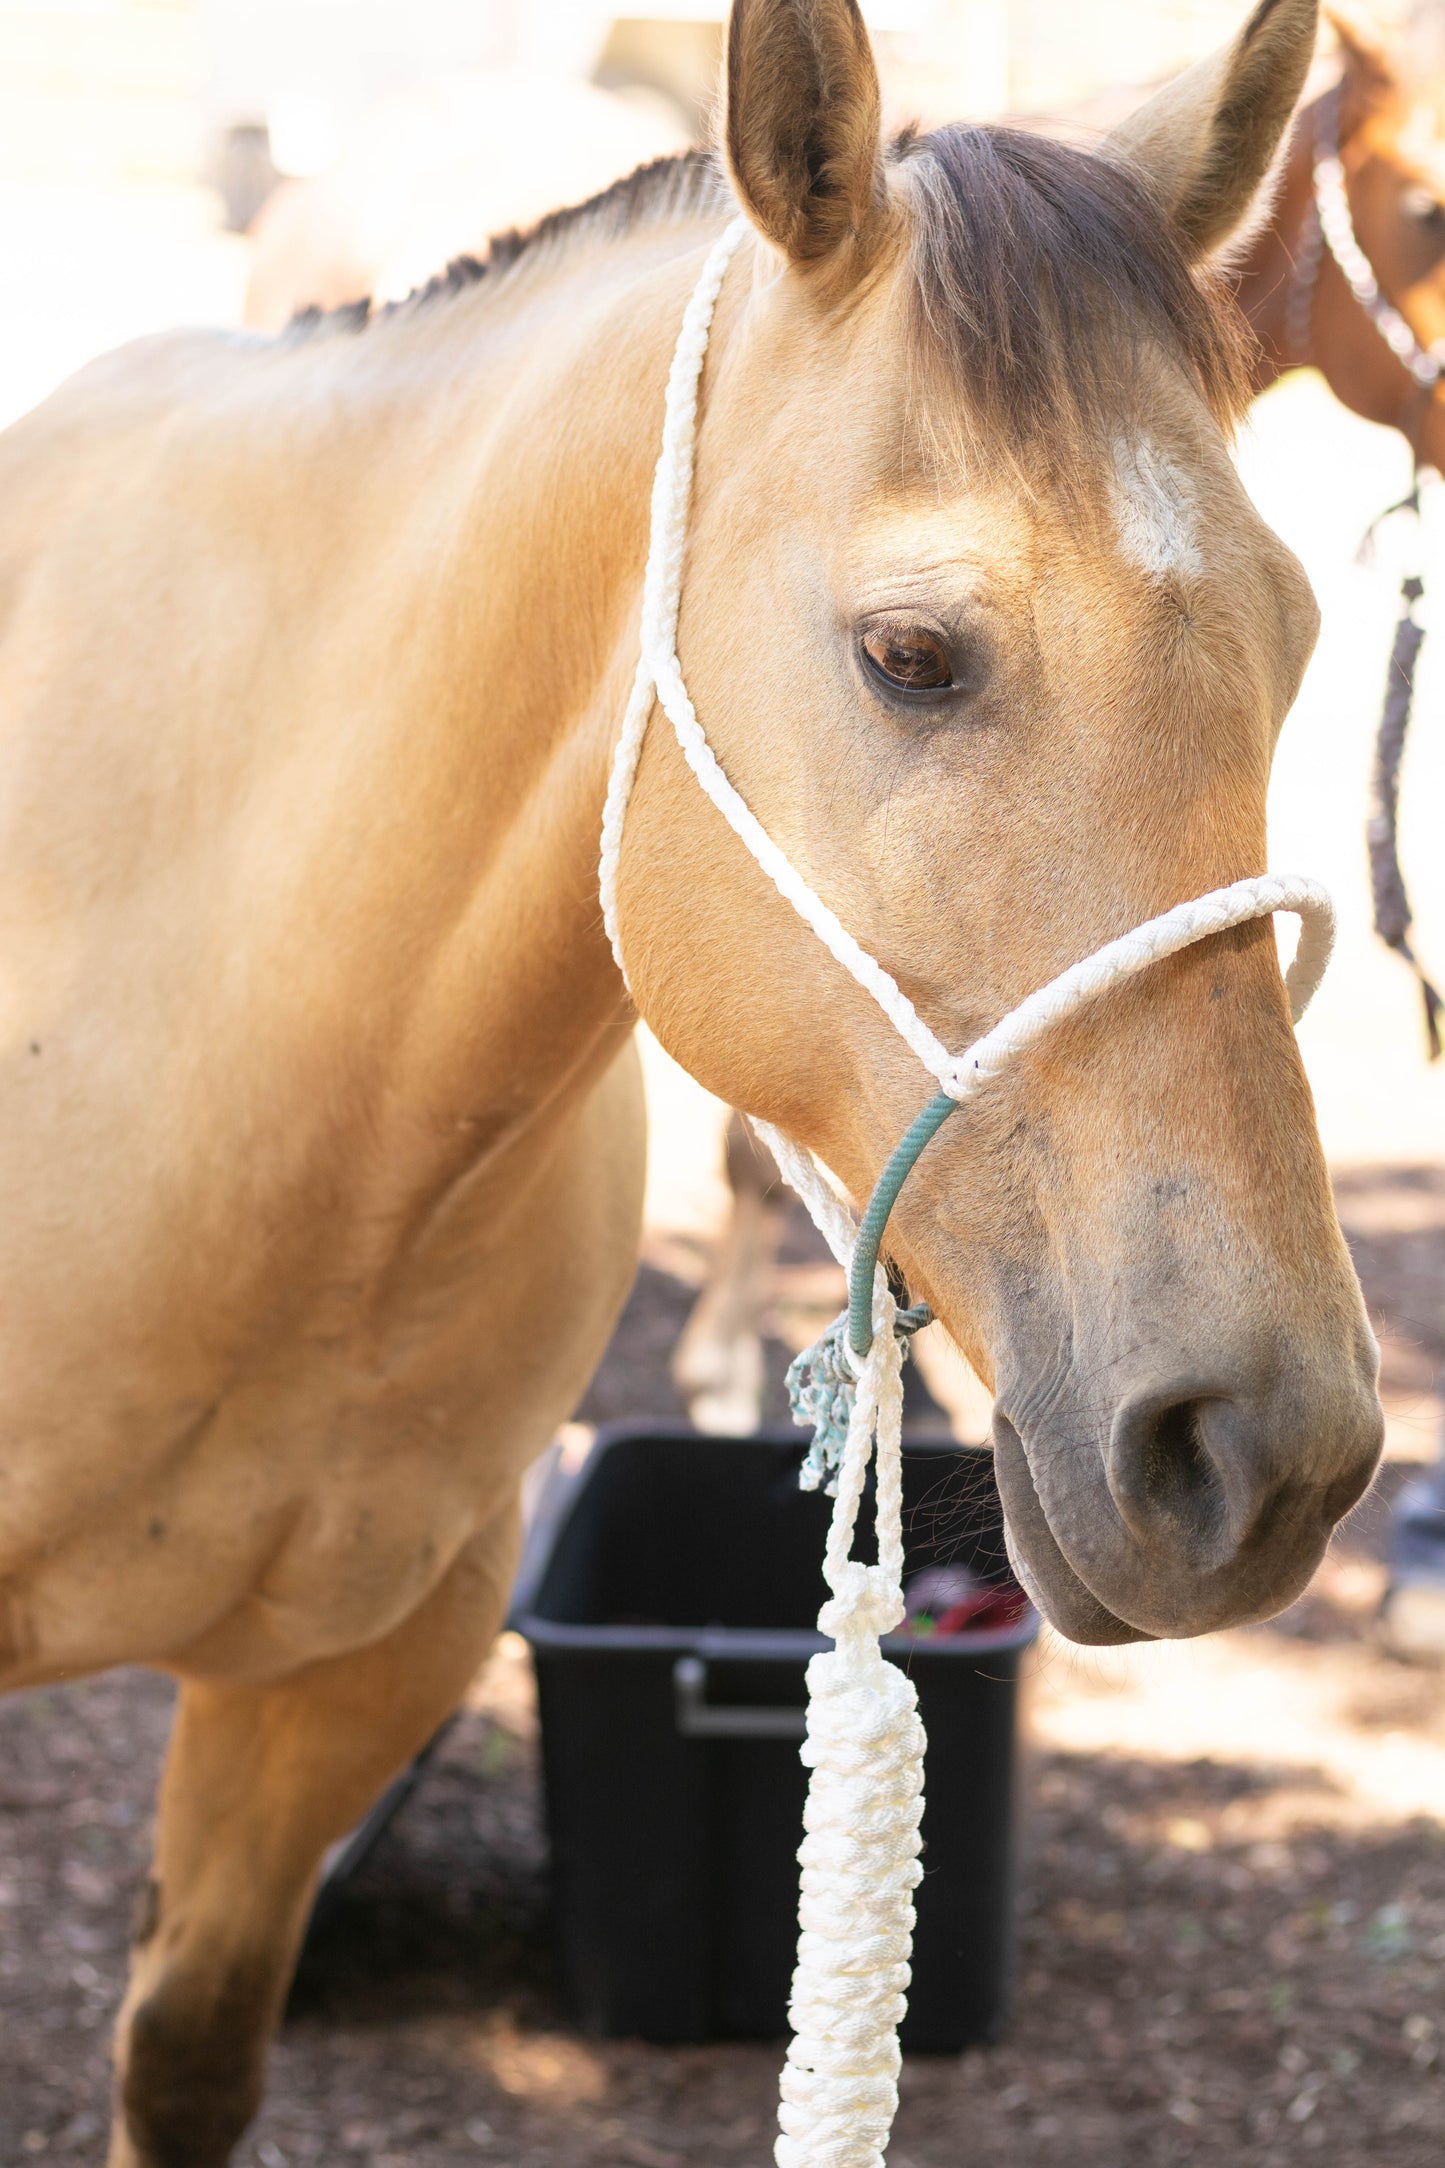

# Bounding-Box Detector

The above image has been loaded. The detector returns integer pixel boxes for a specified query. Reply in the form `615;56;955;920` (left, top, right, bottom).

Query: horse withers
0;1;1381;2160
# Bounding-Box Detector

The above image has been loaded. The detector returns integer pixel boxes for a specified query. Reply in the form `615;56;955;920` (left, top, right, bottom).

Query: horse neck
285;218;725;1122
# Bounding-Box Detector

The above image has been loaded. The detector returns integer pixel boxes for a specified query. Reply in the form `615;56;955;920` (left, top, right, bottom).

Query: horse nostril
1109;1392;1232;1561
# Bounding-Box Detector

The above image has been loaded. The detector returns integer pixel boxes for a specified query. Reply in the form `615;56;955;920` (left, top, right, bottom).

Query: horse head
614;0;1383;1645
1250;3;1445;463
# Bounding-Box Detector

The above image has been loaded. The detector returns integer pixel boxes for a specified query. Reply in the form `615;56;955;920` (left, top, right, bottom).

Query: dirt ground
2;1166;1443;2168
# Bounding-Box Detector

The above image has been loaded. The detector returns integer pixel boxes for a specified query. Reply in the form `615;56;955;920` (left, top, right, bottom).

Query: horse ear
724;0;885;263
1105;0;1320;262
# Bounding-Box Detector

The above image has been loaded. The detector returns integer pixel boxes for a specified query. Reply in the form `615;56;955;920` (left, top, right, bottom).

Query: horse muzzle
989;1356;1384;1645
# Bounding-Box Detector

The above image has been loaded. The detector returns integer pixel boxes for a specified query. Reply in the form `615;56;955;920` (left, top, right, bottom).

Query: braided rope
778;1278;923;2168
598;221;1338;2168
941;869;1332;1101
1313;115;1445;389
599;217;954;1087
752;1117;860;1275
599;217;752;974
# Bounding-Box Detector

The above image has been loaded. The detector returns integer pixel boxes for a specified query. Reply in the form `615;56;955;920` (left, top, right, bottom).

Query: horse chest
0;1043;645;1688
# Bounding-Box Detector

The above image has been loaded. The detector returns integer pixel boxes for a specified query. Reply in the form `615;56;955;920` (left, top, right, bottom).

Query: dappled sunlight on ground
4;1275;1442;2166
1033;1622;1445;1832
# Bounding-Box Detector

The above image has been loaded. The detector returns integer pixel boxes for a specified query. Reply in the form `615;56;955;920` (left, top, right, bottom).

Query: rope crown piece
599;216;1337;2168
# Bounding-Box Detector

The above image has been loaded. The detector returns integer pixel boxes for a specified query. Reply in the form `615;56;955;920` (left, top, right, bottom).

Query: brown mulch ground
1;1166;1442;2168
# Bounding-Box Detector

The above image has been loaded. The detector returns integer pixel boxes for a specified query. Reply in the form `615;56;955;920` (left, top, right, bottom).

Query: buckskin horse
689;2;1445;1437
0;0;1382;2160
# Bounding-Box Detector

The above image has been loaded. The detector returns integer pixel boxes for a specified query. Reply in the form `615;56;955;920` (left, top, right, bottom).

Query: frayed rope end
787;1303;931;1494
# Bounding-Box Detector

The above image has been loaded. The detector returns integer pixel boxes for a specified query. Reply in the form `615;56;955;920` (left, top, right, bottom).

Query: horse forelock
896;124;1254;473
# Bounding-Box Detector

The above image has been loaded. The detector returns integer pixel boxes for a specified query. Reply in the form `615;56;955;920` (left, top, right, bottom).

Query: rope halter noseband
599;216;1335;2168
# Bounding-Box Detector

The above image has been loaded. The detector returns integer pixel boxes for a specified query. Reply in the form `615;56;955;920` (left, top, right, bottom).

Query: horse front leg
673;1112;784;1433
106;1505;520;2168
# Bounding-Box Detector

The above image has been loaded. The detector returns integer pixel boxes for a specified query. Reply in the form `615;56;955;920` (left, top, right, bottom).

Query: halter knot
817;1560;906;1644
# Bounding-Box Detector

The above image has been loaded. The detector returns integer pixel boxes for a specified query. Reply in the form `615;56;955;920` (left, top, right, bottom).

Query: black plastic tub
512;1423;1036;2052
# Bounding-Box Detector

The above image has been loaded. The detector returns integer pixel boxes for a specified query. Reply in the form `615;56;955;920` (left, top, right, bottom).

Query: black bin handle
672;1655;807;1740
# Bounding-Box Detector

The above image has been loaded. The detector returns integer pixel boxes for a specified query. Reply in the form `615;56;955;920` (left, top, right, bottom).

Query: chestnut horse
0;0;1380;2160
1243;4;1445;461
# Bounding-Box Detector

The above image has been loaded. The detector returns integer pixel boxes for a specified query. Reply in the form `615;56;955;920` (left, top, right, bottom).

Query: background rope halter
1299;89;1443;1059
1311;85;1445;395
1367;558;1443;1059
599;216;1337;2168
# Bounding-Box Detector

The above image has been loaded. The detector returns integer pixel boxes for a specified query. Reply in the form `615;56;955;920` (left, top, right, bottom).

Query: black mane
286;121;1252;457
285;149;725;340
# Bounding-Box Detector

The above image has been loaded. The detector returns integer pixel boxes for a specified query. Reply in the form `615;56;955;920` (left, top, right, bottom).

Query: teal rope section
846;1088;960;1357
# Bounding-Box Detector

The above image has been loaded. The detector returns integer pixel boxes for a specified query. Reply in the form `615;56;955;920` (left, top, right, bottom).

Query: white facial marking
1111;438;1202;583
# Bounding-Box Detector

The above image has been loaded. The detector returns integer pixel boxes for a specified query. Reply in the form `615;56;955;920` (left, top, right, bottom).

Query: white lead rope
599;218;1336;2168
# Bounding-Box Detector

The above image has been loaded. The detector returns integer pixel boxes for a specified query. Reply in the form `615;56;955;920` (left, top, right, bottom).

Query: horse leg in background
673;1111;784;1433
106;1507;520;2168
672;1114;997;1441
1383;1403;1445;1659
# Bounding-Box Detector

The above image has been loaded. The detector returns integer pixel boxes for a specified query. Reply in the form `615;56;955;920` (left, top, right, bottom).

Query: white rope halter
598;216;1335;2168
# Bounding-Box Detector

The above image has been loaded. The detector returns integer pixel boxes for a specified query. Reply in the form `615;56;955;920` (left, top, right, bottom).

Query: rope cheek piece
599;216;1337;2168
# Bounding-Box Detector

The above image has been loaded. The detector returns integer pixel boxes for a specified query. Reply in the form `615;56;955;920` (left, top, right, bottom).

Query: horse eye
860;626;954;695
1402;183;1445;228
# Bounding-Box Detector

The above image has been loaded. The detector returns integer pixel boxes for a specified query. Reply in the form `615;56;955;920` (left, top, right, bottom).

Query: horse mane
287;122;1253;457
899;123;1254;455
284;148;728;340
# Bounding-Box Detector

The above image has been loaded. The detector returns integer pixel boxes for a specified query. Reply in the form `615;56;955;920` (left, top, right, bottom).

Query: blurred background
0;4;1442;2166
